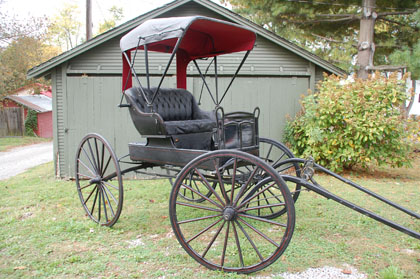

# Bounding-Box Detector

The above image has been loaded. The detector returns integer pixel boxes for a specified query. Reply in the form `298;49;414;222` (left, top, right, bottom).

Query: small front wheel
169;150;295;274
75;133;123;227
259;137;302;203
166;166;215;203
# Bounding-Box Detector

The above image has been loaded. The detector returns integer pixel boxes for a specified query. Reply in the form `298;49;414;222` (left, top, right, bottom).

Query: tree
222;0;419;74
0;0;48;46
0;0;59;98
48;3;83;51
0;36;60;97
97;6;124;34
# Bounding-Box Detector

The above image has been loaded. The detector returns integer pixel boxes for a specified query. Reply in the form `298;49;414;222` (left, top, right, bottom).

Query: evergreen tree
222;0;419;73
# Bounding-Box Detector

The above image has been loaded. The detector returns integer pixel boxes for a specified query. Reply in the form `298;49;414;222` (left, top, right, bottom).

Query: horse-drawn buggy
75;16;419;273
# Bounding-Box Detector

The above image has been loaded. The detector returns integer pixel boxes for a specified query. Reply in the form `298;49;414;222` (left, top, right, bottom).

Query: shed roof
6;95;52;113
27;0;346;79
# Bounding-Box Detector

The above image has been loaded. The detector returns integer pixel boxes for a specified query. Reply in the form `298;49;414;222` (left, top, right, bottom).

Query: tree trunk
357;0;376;79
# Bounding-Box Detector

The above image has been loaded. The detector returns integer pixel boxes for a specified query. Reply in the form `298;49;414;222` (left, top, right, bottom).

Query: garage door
190;76;309;143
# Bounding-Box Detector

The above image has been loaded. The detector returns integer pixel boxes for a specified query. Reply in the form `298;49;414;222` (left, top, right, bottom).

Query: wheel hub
223;207;237;221
90;176;102;184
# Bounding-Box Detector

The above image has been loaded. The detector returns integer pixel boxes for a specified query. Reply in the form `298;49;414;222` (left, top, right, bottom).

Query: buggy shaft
282;175;420;240
279;158;420;219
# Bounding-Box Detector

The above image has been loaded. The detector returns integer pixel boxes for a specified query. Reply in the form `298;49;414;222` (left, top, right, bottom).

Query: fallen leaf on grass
342;269;352;275
14;266;26;270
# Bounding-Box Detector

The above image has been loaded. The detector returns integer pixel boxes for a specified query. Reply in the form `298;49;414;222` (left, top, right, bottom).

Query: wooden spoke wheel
257;137;302;218
75;133;123;227
169;150;295;274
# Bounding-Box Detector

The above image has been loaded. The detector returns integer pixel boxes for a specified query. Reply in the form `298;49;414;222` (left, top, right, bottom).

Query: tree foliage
222;0;420;72
389;10;420;80
0;1;60;98
0;36;60;97
98;6;124;34
284;73;416;172
48;3;83;51
24;109;38;136
0;0;47;46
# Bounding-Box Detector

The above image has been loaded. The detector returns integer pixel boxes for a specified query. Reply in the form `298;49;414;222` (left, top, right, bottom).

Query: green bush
24;109;38;136
284;73;415;172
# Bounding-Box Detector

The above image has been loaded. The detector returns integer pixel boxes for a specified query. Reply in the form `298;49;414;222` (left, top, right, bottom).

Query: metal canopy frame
120;16;256;109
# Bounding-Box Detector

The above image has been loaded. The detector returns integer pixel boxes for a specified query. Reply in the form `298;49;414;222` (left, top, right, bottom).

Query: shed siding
53;66;66;176
192;76;309;140
68;36;309;77
65;76;178;177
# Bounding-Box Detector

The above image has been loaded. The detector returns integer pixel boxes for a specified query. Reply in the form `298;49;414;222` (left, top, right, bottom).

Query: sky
2;0;226;32
2;0;173;30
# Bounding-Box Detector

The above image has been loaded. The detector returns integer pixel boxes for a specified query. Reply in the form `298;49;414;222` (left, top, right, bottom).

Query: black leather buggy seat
124;87;216;150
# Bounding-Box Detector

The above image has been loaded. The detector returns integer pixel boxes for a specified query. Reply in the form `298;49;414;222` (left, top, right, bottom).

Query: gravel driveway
0;142;53;180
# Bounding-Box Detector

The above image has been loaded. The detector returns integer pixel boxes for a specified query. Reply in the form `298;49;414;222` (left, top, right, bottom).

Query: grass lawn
0;137;51;152
0;155;419;278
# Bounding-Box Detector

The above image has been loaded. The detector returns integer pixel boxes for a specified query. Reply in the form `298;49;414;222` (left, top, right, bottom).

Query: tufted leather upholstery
125;87;216;136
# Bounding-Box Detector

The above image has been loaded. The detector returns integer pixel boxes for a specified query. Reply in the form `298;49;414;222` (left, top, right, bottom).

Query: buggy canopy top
121;16;256;94
120;16;256;58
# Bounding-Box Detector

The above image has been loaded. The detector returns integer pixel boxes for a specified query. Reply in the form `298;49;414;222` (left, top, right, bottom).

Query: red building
1;84;53;138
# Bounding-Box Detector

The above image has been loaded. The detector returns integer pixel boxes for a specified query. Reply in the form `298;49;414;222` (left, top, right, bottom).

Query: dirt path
0;142;53;180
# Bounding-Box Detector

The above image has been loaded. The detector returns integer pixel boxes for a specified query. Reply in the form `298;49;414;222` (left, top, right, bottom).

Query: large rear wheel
170;150;295;273
75;133;123;227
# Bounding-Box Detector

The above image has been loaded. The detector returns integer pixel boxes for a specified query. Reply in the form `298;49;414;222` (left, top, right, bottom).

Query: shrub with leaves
24;109;38;136
284;73;415;172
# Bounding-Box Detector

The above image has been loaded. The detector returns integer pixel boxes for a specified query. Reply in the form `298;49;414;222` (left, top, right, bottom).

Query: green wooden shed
27;0;345;178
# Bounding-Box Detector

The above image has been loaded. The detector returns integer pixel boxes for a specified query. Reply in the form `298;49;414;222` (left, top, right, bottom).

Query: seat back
124;87;215;138
125;87;195;121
